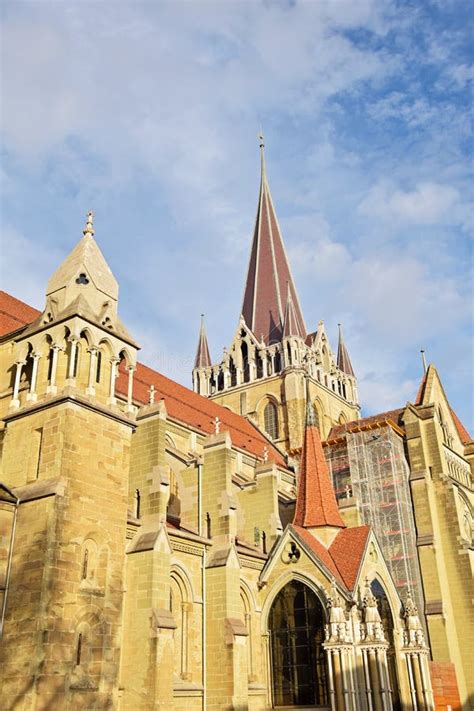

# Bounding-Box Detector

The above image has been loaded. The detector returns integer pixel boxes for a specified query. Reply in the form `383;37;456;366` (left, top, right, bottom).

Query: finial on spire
258;129;265;149
83;211;95;238
420;349;427;373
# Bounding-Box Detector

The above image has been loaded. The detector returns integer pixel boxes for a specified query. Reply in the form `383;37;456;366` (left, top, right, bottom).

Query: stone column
108;357;119;405
405;654;418;711
181;602;192;680
67;337;79;381
10;360;25;408
262;632;272;707
362;648;374;711
126;365;135;412
86;347;98;395
326;649;337;711
26;353;41;402
368;649;383;711
46;345;61;394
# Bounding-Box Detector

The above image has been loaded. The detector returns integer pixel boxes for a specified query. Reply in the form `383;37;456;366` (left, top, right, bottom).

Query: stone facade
0;211;437;711
0;147;471;711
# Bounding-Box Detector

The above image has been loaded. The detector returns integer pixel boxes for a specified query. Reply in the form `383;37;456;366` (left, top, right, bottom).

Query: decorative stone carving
360;577;385;643
403;590;426;647
325;581;351;643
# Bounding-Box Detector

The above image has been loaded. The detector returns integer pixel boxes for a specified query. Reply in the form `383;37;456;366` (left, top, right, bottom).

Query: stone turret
9;212;138;412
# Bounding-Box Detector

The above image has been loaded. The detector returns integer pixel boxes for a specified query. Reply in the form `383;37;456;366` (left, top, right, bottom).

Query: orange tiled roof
0;291;41;336
450;408;472;444
329;525;371;589
0;290;286;467
293;524;370;591
293;423;345;529
414;370;428;405
116;361;286;465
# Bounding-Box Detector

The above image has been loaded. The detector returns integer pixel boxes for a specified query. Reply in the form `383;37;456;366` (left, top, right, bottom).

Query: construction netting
325;426;425;621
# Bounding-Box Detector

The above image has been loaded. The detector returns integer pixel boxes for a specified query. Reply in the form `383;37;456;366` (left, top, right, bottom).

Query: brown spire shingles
241;142;306;344
337;324;355;377
293;408;346;529
194;315;212;369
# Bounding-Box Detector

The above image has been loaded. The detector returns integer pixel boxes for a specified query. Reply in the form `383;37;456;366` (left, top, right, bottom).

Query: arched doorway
269;580;328;707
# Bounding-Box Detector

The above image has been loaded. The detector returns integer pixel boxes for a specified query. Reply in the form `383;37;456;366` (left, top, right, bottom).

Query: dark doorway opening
269;580;328;707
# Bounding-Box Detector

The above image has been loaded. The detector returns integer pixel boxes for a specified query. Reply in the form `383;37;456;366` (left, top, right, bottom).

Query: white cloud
358;181;461;226
0;226;61;308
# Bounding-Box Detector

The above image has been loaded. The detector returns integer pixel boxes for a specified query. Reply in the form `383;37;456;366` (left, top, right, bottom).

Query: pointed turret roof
194;315;212;369
293;395;346;530
46;211;118;303
282;282;301;339
241;138;306;345
337;324;355;377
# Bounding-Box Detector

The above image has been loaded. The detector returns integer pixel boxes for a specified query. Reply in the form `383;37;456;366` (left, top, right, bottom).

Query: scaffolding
326;426;425;620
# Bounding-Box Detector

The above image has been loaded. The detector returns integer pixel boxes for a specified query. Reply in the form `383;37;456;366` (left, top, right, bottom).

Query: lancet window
264;402;279;440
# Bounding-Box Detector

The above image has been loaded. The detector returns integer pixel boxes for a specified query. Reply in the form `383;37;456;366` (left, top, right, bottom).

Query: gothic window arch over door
269;580;328;707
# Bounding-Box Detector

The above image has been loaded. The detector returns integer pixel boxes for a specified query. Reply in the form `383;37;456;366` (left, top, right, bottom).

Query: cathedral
0;143;471;711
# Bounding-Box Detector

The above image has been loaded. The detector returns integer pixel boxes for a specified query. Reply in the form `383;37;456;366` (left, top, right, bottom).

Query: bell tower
0;213;139;708
193;140;359;451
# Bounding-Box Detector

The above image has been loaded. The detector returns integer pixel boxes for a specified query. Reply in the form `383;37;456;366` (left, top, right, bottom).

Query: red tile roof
329;525;371;589
414;369;428;405
293;523;370;590
241;146;306;344
450;408;472;444
0;291;41;337
293;423;345;529
116;360;287;466
0;290;286;467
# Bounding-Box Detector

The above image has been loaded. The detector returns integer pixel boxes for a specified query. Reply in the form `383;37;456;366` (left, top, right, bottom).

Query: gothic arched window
264;402;279;440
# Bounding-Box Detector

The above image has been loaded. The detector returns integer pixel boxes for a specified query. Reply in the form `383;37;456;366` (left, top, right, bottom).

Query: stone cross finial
214;416;220;435
148;384;155;405
83;211;95;237
263;446;269;462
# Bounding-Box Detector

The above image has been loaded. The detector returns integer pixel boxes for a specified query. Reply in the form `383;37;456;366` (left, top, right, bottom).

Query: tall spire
194;314;212;369
241;137;306;345
293;386;345;530
337;324;355;377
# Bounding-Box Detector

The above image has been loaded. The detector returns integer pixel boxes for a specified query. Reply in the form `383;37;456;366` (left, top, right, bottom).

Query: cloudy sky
1;0;472;430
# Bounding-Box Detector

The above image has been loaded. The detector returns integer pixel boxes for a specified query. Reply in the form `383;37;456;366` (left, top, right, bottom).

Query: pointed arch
268;578;328;706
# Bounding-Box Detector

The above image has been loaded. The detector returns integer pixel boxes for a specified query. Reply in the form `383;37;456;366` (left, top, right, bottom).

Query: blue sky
1;0;473;431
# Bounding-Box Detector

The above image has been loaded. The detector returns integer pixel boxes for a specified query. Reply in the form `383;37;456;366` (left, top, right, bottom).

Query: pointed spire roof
46;210;118;303
282;282;301;338
337;324;355;377
241;137;306;345
194;315;212;369
293;391;346;530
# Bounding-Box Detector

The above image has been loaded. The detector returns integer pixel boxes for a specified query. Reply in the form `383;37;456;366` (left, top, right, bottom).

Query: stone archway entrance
269;580;328;708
